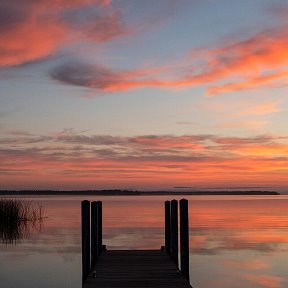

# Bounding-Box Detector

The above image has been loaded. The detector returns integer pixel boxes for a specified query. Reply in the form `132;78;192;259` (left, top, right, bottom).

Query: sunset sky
0;0;288;191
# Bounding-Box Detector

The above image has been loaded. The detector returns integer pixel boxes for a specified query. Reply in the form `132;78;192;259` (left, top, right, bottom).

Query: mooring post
170;199;178;266
81;200;90;284
91;201;98;266
180;199;190;281
97;201;103;255
165;201;171;255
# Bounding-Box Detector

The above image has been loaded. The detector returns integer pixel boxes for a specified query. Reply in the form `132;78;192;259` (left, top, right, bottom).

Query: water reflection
0;195;287;288
0;199;44;245
189;198;288;255
0;219;43;245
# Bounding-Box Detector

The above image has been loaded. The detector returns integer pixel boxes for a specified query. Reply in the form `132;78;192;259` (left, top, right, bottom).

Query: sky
0;0;288;191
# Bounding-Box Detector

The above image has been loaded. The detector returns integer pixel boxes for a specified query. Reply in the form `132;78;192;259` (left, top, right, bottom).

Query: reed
0;198;44;244
0;198;43;222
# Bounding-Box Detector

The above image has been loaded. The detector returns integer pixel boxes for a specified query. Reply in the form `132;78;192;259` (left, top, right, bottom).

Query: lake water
0;195;288;288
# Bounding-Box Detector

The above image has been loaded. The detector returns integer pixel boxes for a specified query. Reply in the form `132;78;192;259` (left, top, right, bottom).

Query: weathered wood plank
84;250;192;288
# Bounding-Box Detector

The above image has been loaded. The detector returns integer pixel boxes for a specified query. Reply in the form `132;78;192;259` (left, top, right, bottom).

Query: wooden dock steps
83;249;192;288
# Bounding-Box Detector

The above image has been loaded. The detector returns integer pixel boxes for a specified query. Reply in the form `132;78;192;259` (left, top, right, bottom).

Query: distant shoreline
0;190;280;196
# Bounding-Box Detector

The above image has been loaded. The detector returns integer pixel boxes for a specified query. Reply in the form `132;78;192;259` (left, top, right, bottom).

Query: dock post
165;201;171;255
91;201;98;266
97;201;103;255
81;200;90;284
170;199;178;266
180;199;189;281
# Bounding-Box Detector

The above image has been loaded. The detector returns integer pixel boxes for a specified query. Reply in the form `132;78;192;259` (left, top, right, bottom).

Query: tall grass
0;198;44;244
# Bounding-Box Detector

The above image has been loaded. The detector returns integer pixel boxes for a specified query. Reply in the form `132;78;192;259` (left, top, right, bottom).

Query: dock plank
83;250;192;288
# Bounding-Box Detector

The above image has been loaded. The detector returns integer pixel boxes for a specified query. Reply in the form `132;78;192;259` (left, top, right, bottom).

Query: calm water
0;195;288;288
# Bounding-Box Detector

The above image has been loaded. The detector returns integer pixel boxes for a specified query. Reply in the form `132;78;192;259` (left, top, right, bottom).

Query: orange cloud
2;0;288;98
194;26;288;94
30;2;286;96
130;24;288;94
207;70;288;95
229;144;288;157
0;4;68;66
0;132;288;189
50;23;288;94
0;1;125;66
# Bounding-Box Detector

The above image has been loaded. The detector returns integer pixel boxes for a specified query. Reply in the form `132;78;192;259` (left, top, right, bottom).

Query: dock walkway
84;249;192;288
81;199;192;287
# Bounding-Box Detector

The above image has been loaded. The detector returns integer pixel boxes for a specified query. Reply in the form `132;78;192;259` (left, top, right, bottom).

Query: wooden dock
84;249;192;288
82;199;192;288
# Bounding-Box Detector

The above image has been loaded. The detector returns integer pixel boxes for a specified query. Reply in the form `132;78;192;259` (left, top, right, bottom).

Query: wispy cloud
0;131;288;189
50;62;184;93
3;1;288;96
0;0;188;68
207;70;288;95
50;20;288;95
193;22;288;93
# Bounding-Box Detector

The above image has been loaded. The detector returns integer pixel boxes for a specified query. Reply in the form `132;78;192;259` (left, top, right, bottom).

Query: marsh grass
0;198;44;244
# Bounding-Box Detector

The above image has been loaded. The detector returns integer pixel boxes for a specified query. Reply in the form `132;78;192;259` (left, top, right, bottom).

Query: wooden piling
91;201;98;266
165;201;171;255
97;201;103;255
81;200;90;284
180;199;189;281
170;199;178;266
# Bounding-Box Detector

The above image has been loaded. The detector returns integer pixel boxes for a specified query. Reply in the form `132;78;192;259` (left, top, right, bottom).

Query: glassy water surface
0;195;288;288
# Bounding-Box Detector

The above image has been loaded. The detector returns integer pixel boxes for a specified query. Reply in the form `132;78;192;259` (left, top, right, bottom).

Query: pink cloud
0;132;288;189
0;1;126;66
181;21;288;94
2;0;288;98
207;70;288;95
50;22;288;94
